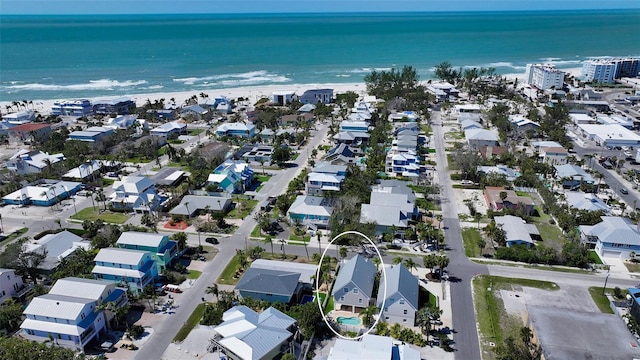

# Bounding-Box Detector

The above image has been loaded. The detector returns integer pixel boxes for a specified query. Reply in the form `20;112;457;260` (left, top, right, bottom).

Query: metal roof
49;277;115;302
23;294;93;320
332;254;376;297
377;264;419;310
117;232;167;248
236;268;300;297
250;259;317;285
94;248;149;266
495;215;536;245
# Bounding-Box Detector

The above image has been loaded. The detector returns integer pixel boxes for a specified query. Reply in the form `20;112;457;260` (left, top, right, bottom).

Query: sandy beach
0;67;583;115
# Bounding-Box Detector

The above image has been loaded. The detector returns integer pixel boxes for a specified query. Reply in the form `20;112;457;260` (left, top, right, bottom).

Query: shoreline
0;67;583;116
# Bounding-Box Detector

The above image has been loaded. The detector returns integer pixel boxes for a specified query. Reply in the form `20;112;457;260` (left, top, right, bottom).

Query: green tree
339;246;348;262
403;257;418;274
416;305;442;344
281;354;296;360
0;337;85;360
171;232;188;252
360;305;378;327
0;299;23;332
271;146;292;167
393;256;404;265
206;283;219;300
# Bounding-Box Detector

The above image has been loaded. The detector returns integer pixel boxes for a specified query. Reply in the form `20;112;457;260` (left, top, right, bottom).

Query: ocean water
1;10;639;101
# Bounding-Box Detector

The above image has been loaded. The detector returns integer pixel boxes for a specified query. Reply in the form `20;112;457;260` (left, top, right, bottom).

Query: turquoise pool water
337;316;361;325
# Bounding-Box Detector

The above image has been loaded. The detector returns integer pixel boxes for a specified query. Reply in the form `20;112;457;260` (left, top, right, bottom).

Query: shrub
128;324;144;339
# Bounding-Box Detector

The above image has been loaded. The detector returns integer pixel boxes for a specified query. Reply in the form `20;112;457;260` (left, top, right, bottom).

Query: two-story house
377;264;419;325
287;195;334;229
109;176;159;212
0;268;25;303
386;152;420;177
5;149;65;175
20;277;127;351
305;162;347;196
580;216;640;259
116;232;178;271
207;160;254;194
332;254;377;313
215;122;256;138
92;248;159;294
361;180;419;235
149;120;187;141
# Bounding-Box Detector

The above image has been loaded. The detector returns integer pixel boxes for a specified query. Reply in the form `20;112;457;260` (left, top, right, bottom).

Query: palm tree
206;284;219;301
423;254;437;274
339;246;348;262
263;236;274;256
437;255;450;279
392;256;404;265
403;258;418;274
316;231;322;255
321;271;332;289
372;257;381;271
416;305;442;344
360;305;377;327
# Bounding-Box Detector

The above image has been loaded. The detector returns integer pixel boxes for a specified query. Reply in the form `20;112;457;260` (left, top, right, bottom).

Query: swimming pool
336;316;361;325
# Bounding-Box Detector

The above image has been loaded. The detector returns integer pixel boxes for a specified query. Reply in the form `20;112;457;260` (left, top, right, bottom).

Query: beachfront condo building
582;58;640;83
51;99;93;117
525;64;565;90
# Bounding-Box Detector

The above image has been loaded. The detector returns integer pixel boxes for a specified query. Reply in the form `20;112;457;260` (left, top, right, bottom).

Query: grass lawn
289;233;311;242
588;287;615;314
199;245;218;261
226;199;258;219
187;270;202;279
0;227;28;247
473;275;559;357
624;261;640;273
188;129;204;136
588;250;603;265
255;174;272;183
71;207;128;224
462;228;483;258
217;255;241;285
250;225;264;238
173;303;205;342
314;291;327;306
323;295;334;313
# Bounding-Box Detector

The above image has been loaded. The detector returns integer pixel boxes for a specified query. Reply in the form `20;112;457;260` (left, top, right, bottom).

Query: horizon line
2;8;639;16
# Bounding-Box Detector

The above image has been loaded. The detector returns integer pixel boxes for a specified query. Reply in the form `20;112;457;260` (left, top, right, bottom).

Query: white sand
1;82;367;115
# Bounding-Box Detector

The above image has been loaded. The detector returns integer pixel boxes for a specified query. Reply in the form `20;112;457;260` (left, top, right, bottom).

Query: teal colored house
116;232;178;271
92;248;158;295
207;160;254;194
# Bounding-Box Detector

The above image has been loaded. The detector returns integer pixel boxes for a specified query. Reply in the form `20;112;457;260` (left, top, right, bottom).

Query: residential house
532;141;563;151
332;254;377;312
25;230;90;272
180;104;208;118
333;131;370;145
388;111;418;122
628;288;640;326
109;176;159;212
297;103;316;113
151;167;188;187
216;122;256;138
564;192;610;214
327;334;421;360
460;119;483;131
207;160;254;194
146;109;176;121
494;215;539;247
242;145;273;163
2;181;82;207
554;164;595;189
211;305;296;360
116;232;178;271
377;264;418;325
360;180;418;235
324;143;358;165
104;114;142;130
92;248;159;294
1;110;36;125
8;123;52;144
51;99;93;117
597;114;634;129
465;128;499;150
259;128;276;142
149;120;187;140
0;269;25;303
212;96;233;114
580;216;640;258
5;149;64;175
169;195;232;217
427;82;459;102
477;165;520;182
93;97;135;114
348;111;371;122
569;113;594;125
509;116;540;136
287;195;333;228
20;277;127;351
279;113;314;127
63;160;103;182
272;91;297;106
299;89;333;104
539;146;569;165
386;151;420;177
339;120;370;133
306;162;347;195
484;187;535;215
68;126;115;143
236;259;318;303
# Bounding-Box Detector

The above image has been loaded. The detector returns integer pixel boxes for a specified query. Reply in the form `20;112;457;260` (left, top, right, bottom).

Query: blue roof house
332;254;377;313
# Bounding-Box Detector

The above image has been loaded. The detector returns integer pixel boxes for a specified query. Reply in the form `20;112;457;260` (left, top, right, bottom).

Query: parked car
270;222;284;232
205;237;219;244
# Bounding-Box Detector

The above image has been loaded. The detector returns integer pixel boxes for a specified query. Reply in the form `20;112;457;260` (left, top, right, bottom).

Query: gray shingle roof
332;254;376;297
236;268;300;297
581;216;640;246
494;215;536;245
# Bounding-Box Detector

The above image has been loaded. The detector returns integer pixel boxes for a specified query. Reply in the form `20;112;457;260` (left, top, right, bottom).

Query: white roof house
94;248;148;266
494;215;539;247
116;232;167;249
48;277;120;302
5;149;65;175
581;216;640;260
109;175;158;211
25;231;90;271
564;192;610;214
328;334;421;360
465;128;499;142
104;114;140;130
250;259;318;285
2;181;82;207
577;124;640;147
287;195;334;227
63;160;103;180
213;305;295;360
150;120;187;136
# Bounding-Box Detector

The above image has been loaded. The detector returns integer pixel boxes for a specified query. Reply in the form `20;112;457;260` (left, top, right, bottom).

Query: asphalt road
432;111;487;359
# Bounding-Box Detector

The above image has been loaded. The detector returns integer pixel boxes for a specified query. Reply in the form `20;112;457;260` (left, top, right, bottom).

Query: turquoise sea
1;10;639;101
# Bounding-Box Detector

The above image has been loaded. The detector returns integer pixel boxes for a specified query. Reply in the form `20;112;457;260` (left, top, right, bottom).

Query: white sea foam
5;79;147;91
335;74;351;78
347;67;392;74
173;70;287;86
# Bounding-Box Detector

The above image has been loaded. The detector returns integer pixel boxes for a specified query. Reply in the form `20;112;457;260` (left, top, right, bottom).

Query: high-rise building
582;58;640;83
525;64;565;90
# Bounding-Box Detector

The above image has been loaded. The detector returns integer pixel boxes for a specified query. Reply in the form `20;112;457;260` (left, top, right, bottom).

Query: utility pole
602;269;611;295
